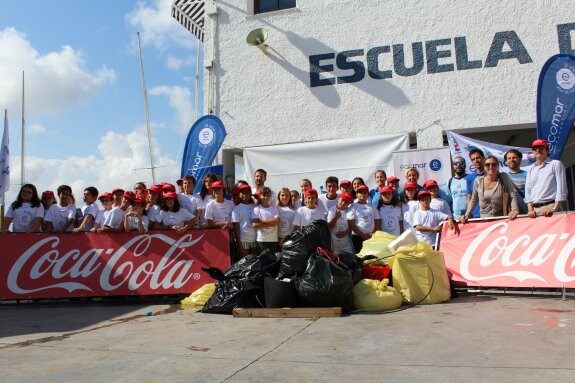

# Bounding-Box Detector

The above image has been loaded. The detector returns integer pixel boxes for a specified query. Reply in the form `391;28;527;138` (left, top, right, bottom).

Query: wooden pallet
232;307;342;318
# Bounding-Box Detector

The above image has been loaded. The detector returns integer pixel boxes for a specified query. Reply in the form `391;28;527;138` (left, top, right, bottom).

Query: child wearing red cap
413;191;454;245
293;188;327;231
157;192;197;233
100;191;135;232
205;181;234;229
401;182;420;232
124;197;149;233
424;180;452;216
349;184;380;253
93;192;113;231
377;186;402;236
327;192;355;255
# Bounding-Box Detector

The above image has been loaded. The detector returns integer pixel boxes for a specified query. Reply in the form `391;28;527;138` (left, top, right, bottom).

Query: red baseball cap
148;184;163;194
163;192;177;199
98;192;113;201
162;184;176;192
339;192;353;204
356;185;369;192
134;197;147;205
340;180;352;187
230;187;240;196
380;186;393;194
123;191;136;201
42;190;55;198
304;188;318;197
531;138;548;148
404;182;417;190
238;184;251;192
111;187;125;195
211;181;225;189
424;180;438;189
418;191;432;199
387;176;399;183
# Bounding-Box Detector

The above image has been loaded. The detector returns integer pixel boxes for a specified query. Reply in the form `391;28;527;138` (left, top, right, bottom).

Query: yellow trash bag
388;242;451;304
353;278;403;311
180;283;216;307
357;231;397;265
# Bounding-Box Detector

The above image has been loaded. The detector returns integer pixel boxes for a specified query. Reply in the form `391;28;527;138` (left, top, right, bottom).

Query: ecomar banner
0;231;231;300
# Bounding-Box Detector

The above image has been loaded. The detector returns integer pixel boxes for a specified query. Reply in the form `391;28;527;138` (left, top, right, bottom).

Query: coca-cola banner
440;214;575;288
0;231;231;300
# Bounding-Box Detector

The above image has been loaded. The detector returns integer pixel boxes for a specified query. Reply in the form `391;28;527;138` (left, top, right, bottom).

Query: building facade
201;0;575;202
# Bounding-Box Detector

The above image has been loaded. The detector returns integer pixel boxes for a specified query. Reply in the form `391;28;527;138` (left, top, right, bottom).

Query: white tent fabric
244;134;409;193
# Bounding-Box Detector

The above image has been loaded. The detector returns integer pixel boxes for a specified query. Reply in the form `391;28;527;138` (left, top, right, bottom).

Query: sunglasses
453;161;465;166
532;146;546;151
484;163;499;168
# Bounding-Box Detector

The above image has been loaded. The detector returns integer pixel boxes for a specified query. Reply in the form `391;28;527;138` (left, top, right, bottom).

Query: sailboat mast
21;71;25;185
137;32;157;185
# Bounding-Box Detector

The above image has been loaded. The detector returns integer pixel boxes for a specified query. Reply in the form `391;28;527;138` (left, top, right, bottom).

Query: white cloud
167;55;184;70
27;123;47;135
3;126;180;206
149;85;197;133
126;0;199;50
0;28;116;117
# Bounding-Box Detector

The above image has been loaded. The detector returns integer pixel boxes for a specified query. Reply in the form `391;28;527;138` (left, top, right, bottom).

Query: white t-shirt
402;200;419;232
252;205;279;242
95;209;112;228
430;197;452;217
196;194;213;227
45;204;77;232
231;203;256;242
158;208;195;227
327;206;355;255
318;193;339;212
5;202;44;232
412;209;449;244
204;199;234;224
125;215;150;232
379;204;402;236
293;205;327;228
104;207;127;230
278;206;296;239
351;203;378;235
80;203;99;231
178;193;198;215
146;204;162;224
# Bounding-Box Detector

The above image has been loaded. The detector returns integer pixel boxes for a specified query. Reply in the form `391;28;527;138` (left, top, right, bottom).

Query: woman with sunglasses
460;155;519;223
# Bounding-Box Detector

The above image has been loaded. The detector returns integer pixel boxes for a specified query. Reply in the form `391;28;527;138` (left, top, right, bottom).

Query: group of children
0;169;455;258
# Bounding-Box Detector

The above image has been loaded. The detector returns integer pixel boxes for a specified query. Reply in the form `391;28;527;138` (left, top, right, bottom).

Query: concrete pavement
1;293;575;382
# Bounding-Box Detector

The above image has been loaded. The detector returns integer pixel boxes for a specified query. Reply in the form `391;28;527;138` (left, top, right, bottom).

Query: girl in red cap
124;197;149;233
293;188;327;231
377;186;402;236
205;180;234;229
157;192;197;234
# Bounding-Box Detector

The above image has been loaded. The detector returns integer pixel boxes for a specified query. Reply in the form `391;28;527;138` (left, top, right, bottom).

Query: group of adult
449;138;567;223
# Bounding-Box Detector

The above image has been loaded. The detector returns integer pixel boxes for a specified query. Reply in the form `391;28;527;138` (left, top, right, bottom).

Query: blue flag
180;115;227;193
0;109;10;196
536;54;575;160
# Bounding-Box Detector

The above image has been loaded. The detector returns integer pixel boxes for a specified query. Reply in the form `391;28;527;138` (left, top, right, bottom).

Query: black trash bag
201;250;282;314
201;279;264;314
294;248;355;310
277;220;332;279
338;252;363;285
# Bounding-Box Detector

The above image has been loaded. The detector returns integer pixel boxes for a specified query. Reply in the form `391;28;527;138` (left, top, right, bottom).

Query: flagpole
21;71;25;185
137;32;157;185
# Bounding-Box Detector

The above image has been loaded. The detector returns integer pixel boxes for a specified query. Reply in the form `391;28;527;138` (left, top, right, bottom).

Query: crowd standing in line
1;139;569;257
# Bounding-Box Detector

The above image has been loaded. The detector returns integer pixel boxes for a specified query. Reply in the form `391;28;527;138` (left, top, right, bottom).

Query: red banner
440;213;575;288
0;230;231;300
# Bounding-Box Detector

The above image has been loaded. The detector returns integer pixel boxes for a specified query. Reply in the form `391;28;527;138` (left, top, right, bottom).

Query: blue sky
0;0;203;204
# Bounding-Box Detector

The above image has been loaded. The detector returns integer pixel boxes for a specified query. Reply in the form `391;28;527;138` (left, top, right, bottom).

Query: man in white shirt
525;138;568;218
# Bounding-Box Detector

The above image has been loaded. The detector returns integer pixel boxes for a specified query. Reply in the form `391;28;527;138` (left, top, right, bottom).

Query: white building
198;0;575;206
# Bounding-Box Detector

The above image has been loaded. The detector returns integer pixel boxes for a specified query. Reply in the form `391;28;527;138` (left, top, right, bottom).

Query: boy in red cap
293;188;326;231
100;191;135;232
424;179;452;216
327;191;355;255
349;184;380;253
232;184;257;257
413;191;454;245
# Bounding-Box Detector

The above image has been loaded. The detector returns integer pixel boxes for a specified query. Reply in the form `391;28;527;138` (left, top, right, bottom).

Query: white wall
204;0;574;152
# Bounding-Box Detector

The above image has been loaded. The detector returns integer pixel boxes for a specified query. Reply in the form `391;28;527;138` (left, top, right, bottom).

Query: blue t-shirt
466;172;485;218
449;175;468;220
506;170;527;213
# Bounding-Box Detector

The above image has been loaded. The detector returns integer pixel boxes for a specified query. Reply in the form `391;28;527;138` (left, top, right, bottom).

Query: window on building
255;0;296;14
